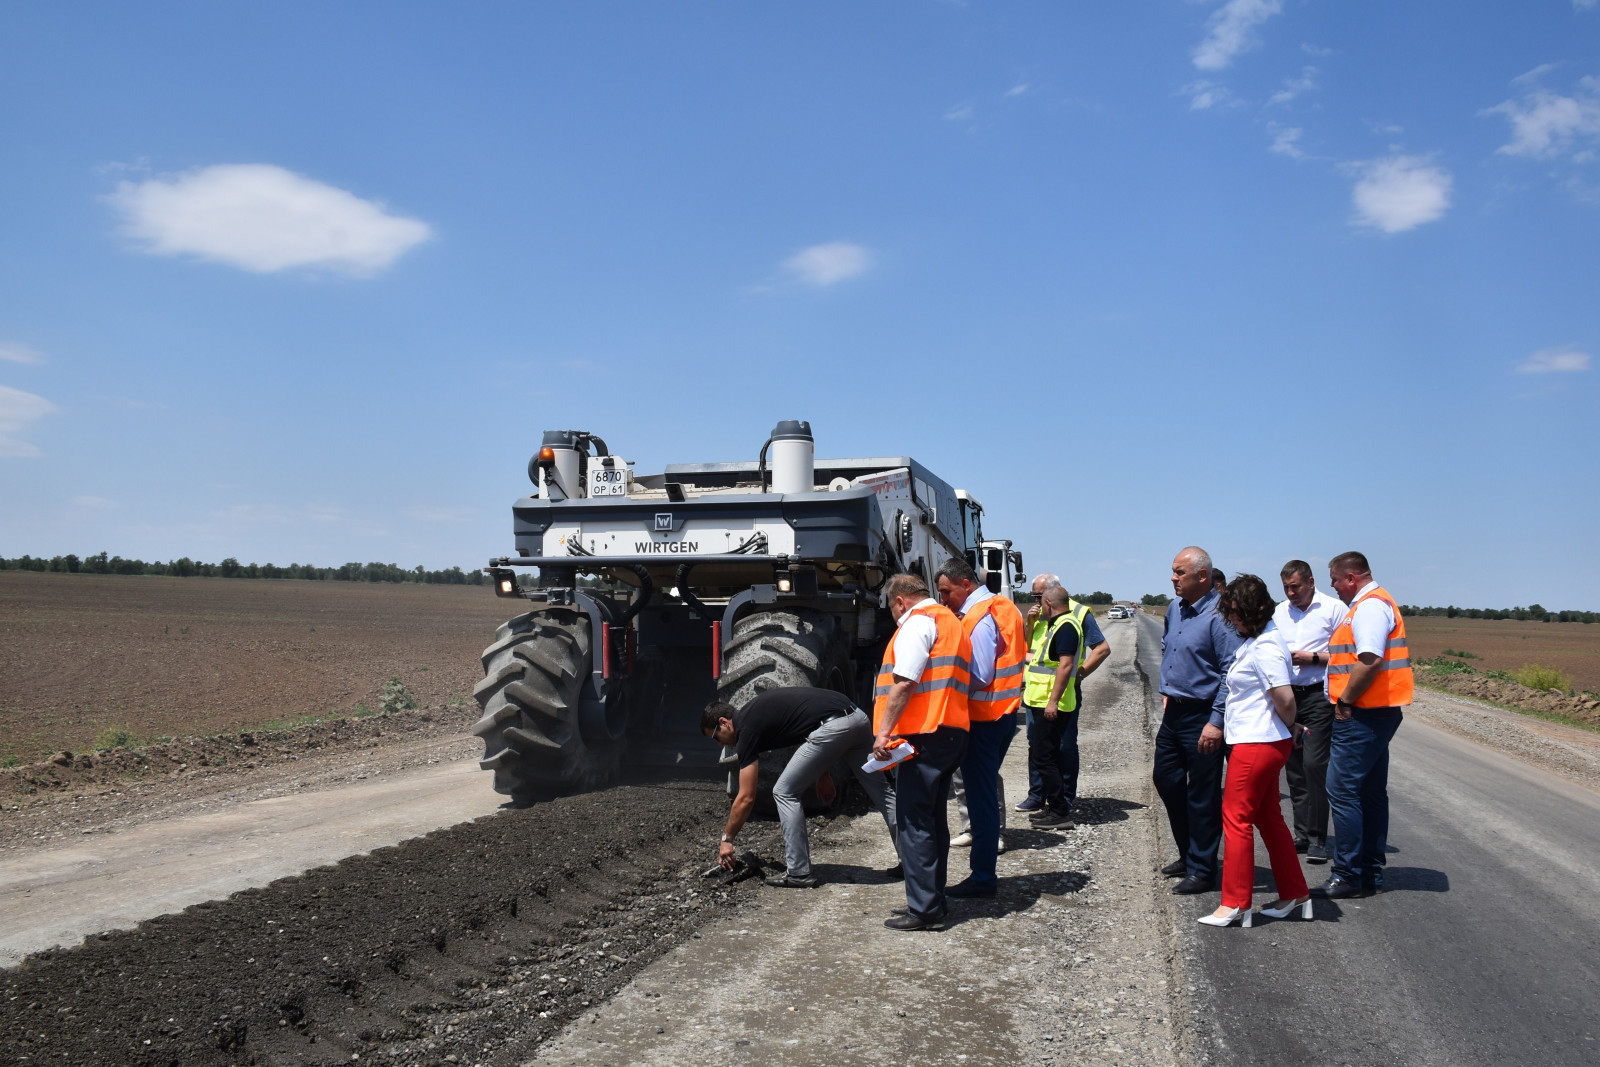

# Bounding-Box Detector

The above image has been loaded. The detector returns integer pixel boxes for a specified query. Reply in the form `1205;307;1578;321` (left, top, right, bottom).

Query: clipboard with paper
862;738;916;773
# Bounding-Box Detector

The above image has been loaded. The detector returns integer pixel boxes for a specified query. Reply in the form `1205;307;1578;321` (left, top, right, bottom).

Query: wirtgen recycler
477;420;1024;804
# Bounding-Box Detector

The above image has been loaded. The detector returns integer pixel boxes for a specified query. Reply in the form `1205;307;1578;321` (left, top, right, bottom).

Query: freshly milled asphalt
1137;613;1600;1067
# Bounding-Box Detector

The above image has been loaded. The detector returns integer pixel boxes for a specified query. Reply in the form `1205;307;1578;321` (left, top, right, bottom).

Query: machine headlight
776;577;793;593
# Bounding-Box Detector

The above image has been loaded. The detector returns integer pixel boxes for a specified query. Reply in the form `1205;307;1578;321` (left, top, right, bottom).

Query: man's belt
1291;683;1324;694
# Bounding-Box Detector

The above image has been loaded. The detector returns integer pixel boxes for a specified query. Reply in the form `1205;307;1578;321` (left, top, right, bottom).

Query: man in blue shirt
1155;546;1240;894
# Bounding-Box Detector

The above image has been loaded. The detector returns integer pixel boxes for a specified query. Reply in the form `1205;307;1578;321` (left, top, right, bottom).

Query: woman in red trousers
1199;574;1312;928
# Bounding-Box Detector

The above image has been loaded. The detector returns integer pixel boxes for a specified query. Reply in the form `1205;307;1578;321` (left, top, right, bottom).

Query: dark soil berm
1;776;780;1066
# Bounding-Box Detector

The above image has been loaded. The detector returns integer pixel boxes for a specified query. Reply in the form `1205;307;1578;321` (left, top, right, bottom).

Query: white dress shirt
1223;621;1295;744
1345;581;1397;658
959;586;999;689
890;598;941;681
1271;587;1345;687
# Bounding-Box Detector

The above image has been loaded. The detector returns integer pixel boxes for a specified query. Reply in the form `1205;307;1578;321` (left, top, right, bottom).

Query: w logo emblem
654;513;674;532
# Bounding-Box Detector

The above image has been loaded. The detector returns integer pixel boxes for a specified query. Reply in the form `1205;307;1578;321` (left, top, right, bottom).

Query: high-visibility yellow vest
1023;610;1083;713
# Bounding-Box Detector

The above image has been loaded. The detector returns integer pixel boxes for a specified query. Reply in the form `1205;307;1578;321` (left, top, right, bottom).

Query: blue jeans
1025;700;1080;812
1152;699;1224;882
958;713;1016;890
1327;707;1403;885
896;725;968;920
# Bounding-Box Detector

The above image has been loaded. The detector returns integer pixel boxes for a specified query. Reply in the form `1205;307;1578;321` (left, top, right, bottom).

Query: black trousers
1284;684;1335;843
1027;705;1080;815
896;725;968;920
1152;699;1224;882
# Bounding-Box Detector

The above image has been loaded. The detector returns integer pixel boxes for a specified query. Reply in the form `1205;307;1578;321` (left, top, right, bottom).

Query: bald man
1154;546;1240;895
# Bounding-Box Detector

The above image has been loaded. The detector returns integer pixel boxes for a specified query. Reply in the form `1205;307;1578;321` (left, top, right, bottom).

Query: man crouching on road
703;687;899;888
874;572;972;930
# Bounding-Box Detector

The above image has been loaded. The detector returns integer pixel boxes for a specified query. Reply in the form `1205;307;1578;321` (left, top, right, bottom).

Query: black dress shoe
946;879;997;899
1160;859;1187;878
1306;840;1329;864
885;911;947;931
1294;837;1310;854
1310;876;1365;899
1172;876;1215;895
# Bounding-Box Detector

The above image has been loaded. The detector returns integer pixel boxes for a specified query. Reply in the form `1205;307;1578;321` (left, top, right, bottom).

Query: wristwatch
1311;652;1322;666
720;833;734;844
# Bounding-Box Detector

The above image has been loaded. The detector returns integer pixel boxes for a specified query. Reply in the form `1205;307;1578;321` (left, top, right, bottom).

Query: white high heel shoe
1259;896;1313;920
1197;906;1252;928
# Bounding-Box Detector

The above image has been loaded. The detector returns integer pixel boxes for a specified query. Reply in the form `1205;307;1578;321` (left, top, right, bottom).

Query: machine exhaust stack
767;419;815;495
537;429;584;501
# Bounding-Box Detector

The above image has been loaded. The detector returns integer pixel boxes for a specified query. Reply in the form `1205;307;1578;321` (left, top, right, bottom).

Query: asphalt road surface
1137;612;1600;1067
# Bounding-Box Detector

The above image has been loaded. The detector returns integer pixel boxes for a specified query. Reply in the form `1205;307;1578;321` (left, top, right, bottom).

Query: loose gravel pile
1;777;779;1067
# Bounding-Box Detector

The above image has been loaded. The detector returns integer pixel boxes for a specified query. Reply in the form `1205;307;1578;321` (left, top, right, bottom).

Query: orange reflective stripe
961;595;1029;721
1325;586;1414;708
873;603;972;735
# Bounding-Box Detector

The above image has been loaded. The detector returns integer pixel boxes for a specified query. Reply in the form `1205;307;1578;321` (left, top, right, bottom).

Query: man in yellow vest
873;572;972;930
934;557;1028;899
1313;550;1413;900
1023;585;1089;829
1019;574;1110;819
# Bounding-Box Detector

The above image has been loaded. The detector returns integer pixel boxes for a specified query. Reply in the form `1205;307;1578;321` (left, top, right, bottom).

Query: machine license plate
588;467;628;497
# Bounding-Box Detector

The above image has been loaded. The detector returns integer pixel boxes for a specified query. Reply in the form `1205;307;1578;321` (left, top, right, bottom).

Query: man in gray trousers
704;687;899;887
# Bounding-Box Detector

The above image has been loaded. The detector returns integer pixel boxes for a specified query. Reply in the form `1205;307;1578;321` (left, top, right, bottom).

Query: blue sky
2;1;1596;608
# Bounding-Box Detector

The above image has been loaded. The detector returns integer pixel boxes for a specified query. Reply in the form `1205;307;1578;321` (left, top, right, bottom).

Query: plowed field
1406;616;1600;693
0;572;514;763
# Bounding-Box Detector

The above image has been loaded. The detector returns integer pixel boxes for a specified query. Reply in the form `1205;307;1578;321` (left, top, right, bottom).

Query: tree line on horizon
1137;590;1594;623
0;552;487;585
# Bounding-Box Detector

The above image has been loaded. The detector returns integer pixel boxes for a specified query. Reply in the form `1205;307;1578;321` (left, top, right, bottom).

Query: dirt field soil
0;573;513;763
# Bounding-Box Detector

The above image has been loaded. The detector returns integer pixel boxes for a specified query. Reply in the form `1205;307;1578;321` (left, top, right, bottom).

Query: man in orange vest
873;572;972;930
1313;550;1413;900
934;557;1028;899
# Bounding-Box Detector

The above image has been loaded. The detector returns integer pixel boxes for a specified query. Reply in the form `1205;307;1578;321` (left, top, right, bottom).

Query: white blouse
1223;620;1294;744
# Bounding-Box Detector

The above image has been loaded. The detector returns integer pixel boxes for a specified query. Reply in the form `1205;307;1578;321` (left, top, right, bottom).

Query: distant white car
1106;606;1130;619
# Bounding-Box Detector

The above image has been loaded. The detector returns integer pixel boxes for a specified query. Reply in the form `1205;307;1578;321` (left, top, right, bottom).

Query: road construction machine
476;420;1025;804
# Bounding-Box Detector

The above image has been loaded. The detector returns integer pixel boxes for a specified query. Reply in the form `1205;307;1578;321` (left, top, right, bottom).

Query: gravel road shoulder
1404;688;1600;795
530;617;1187;1067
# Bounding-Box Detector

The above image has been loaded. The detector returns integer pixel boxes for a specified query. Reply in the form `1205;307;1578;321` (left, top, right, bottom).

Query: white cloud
0;342;45;364
1193;0;1284;71
1186;80;1230;111
110;164;432;276
782;242;873;287
1269;127;1306;159
0;384;58;458
1576;0;1596;12
1350;155;1453;233
1005;83;1031;98
944;103;974;122
1516;346;1591;373
1486;75;1600;159
1268;66;1318;107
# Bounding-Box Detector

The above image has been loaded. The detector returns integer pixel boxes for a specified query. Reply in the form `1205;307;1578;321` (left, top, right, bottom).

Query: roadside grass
1512;663;1573;692
93;725;139;750
1441;648;1479;659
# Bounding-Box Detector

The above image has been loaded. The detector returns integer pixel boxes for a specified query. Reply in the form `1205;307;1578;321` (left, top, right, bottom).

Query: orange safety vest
1326;585;1414;708
873;602;972;735
962;594;1029;722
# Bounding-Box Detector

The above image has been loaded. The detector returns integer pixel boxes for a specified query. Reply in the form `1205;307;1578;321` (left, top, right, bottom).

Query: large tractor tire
472;608;619;803
717;608;854;813
718;608;852;705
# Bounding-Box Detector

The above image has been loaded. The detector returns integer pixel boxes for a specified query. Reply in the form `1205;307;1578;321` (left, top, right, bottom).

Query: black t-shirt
1048;618;1081;664
732;687;858;769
